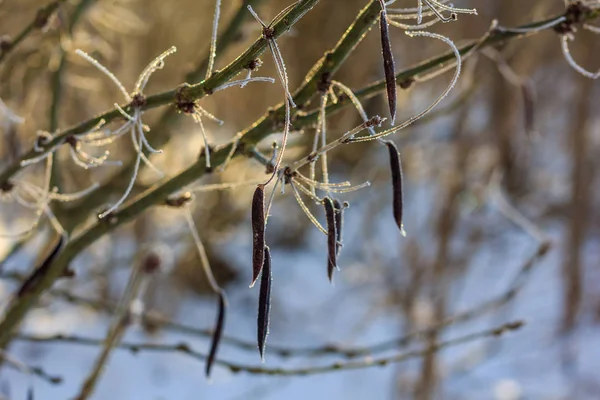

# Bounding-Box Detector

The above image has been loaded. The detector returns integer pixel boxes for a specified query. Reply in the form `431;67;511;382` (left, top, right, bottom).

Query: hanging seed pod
257;245;272;361
333;199;344;257
379;0;397;125
323;197;337;281
251;184;266;287
385;141;405;235
17;235;66;297
206;291;227;378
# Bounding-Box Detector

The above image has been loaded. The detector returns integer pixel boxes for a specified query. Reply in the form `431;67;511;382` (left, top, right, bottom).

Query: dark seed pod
251;184;266;287
206;291;227;378
18;235;66;297
333;199;344;257
379;1;397;125
385;141;405;235
257;245;272;361
323;197;337;281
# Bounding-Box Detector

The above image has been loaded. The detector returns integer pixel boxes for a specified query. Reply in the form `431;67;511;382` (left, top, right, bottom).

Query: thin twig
0;0;66;64
0;3;597;350
0;0;321;186
15;320;524;376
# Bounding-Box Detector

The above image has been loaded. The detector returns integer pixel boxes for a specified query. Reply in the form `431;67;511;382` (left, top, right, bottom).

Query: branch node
0;35;12;54
175;84;197;114
34;3;57;29
244;58;263;71
165;192;193;208
283;166;296;184
317;72;332;93
399;77;415;89
554;1;592;35
0;180;14;193
131;93;147;108
262;26;275;40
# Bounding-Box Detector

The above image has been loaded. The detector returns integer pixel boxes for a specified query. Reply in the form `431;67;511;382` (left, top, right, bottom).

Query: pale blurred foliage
1;0;600;398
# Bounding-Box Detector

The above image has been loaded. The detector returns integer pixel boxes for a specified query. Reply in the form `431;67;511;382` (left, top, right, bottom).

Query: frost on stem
347;31;461;143
3;139;99;239
309;94;330;197
175;76;275;172
330;81;377;137
247;5;296;186
560;35;600;79
281;166;367;245
552;2;600;79
557;2;600;79
76;47;177;219
206;0;222;80
387;0;476;28
242;58;264;86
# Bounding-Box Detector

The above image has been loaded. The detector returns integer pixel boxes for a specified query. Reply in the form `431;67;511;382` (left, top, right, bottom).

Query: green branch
52;0;267;233
0;0;66;64
240;0;382;144
0;2;597;350
0;0;321;349
0;0;319;186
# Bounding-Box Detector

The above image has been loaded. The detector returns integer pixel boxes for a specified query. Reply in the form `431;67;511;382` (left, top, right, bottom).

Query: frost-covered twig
1;1;597;354
76;47;177;218
247;5;296;186
347;31;461;143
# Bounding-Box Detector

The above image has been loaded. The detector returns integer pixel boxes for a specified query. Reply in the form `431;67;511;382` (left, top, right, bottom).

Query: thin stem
184;207;222;294
0;0;321;186
290;181;327;234
292;118;382;171
347;31;461;143
1;3;597;351
206;0;223;80
0;0;67;64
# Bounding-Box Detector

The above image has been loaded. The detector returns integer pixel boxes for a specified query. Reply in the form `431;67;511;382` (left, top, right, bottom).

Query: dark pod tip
333;199;344;258
206;291;227;378
384;141;405;236
17;235;67;298
379;7;397;126
257;245;272;361
251;184;266;287
323;197;337;282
